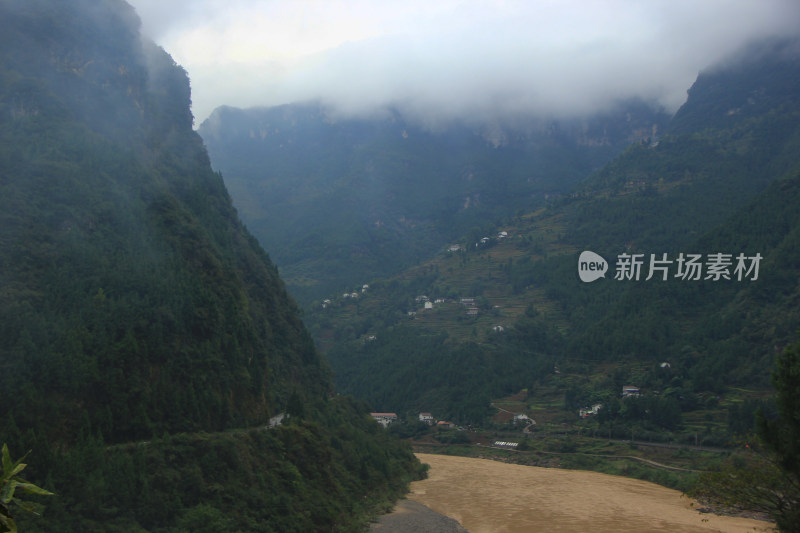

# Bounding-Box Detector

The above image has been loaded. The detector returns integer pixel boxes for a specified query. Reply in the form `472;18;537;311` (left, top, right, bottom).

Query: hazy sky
127;0;800;126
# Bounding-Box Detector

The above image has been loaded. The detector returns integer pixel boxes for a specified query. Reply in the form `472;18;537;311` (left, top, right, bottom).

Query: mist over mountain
128;0;800;125
669;37;800;135
2;0;799;528
200;98;669;303
0;1;422;530
301;37;800;432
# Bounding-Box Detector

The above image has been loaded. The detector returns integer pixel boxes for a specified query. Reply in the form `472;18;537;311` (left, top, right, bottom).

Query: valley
200;101;669;304
254;36;800;528
1;0;799;531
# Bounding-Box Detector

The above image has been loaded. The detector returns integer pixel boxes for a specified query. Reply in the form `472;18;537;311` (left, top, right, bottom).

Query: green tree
691;337;800;531
1;444;53;533
757;337;800;531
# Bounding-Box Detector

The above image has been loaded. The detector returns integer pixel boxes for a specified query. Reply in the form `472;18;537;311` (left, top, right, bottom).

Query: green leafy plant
0;444;53;533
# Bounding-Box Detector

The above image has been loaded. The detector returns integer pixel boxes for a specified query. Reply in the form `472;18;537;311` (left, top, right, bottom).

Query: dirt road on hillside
406;453;775;533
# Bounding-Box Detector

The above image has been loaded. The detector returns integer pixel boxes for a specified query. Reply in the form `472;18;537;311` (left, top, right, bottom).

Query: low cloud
128;0;800;125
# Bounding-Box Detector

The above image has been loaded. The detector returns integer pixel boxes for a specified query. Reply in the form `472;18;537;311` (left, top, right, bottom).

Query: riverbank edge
369;499;469;532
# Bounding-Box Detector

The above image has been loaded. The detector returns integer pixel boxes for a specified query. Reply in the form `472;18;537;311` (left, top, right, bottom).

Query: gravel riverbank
369;499;469;533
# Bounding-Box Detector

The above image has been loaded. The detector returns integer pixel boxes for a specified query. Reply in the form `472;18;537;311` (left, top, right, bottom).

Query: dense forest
0;1;423;530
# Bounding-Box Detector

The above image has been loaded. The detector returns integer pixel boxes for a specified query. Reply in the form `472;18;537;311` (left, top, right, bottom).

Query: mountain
0;1;422;530
303;38;800;439
555;37;800;365
198;100;669;303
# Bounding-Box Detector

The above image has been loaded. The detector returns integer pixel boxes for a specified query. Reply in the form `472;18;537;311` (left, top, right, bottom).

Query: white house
419;412;434;425
622;386;640;397
370;413;398;428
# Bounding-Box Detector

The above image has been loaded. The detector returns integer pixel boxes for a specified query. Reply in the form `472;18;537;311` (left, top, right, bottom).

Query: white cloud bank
128;0;800;125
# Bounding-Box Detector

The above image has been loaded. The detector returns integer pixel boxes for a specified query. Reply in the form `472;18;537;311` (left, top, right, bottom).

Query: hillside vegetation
304;38;800;448
0;1;423;530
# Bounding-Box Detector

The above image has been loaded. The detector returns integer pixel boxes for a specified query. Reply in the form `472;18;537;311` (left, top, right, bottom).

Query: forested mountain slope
308;38;800;434
0;1;422;530
556;37;800;369
199;99;669;303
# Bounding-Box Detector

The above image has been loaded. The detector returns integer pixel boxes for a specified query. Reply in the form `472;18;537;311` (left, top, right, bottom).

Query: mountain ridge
0;1;423;530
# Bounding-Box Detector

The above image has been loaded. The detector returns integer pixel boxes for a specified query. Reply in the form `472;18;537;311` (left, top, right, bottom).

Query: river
405;453;774;533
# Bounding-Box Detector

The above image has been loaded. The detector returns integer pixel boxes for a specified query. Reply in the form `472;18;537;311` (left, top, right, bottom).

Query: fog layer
128;0;800;125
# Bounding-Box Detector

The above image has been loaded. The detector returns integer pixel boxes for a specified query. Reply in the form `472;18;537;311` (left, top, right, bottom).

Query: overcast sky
127;0;800;126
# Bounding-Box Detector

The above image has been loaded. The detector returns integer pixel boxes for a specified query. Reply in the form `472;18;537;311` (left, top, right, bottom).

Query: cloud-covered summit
128;0;800;125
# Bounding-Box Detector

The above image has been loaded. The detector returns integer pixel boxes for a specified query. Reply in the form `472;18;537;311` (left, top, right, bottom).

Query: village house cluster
447;231;511;252
407;295;450;317
369;412;458;429
475;231;509;248
320;284;370;309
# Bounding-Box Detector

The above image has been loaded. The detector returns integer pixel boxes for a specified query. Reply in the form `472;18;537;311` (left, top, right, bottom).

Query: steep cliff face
0;2;422;530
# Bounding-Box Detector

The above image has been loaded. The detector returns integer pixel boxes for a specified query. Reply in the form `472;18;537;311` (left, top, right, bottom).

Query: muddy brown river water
406;453;775;533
